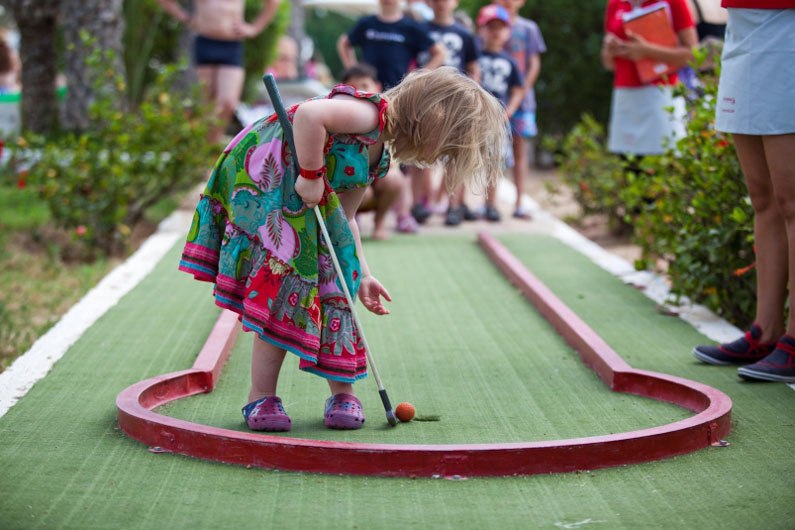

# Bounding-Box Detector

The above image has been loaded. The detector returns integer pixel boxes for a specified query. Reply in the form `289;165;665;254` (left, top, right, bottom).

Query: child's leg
328;380;354;396
409;166;433;223
512;135;527;211
484;179;501;221
395;167;419;233
249;336;287;402
372;167;403;240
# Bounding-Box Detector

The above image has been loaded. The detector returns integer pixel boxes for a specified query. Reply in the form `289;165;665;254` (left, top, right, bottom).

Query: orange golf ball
395;402;415;422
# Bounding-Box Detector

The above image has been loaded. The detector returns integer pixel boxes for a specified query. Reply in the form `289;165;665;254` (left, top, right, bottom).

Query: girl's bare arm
291;96;381;207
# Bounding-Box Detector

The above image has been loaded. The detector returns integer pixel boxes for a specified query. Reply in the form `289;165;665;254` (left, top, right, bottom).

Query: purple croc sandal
242;396;291;432
324;393;366;429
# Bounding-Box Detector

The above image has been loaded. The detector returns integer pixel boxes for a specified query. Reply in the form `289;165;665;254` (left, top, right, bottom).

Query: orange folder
623;3;679;84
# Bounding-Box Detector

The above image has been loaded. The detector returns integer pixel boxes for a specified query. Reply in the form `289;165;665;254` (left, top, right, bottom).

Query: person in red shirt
692;2;795;383
601;0;698;156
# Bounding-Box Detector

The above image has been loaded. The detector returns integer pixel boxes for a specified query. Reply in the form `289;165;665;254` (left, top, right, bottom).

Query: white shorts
715;8;795;135
608;85;686;156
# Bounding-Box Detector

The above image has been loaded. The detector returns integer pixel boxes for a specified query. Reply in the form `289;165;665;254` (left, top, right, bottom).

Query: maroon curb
116;234;732;477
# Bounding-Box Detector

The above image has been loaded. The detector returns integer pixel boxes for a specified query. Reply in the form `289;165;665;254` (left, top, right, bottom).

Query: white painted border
0;210;193;418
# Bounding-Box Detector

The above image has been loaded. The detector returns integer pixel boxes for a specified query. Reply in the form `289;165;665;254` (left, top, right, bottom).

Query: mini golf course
1;233;793;529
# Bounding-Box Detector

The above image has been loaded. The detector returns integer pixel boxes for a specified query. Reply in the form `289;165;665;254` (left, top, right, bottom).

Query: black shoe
737;335;795;382
692;323;776;365
410;203;432;224
484;204;501;222
458;203;478;221
444;206;462;226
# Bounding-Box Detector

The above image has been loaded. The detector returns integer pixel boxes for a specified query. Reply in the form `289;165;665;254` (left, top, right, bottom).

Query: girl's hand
616;31;648;61
295;175;325;209
358;275;392;315
602;32;621;58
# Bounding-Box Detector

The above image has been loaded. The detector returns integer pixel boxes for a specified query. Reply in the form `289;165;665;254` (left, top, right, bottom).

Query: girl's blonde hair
382;67;508;192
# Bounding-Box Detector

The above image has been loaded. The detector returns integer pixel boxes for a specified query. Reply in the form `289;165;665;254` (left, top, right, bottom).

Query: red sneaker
692;323;776;365
738;335;795;383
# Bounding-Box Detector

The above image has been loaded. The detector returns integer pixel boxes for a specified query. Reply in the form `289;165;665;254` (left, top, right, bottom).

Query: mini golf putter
262;74;398;428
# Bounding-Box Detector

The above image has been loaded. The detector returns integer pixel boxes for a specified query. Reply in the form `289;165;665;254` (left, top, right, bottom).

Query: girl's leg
762;133;795;336
248;336;287;402
734;134;788;342
328;380;354;396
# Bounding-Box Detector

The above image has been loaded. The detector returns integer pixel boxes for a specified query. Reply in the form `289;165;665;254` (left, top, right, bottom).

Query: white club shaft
313;206;385;392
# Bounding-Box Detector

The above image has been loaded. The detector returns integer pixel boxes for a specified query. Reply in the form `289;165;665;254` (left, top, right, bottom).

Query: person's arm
337;34;358;69
291;96;381;208
424;42;447;70
234;0;281;38
465;60;481;84
617;26;698;67
601;32;620;71
157;0;193;26
338;187;391;315
504;85;524;118
521;52;540;96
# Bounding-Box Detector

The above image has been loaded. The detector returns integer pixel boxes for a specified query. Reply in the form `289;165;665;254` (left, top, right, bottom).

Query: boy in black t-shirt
337;0;446;233
337;0;445;90
476;4;522;222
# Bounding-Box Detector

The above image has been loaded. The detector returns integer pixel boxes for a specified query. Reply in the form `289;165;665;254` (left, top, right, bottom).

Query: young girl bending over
179;66;507;431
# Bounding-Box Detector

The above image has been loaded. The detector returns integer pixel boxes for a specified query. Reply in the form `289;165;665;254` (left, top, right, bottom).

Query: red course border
116;232;732;477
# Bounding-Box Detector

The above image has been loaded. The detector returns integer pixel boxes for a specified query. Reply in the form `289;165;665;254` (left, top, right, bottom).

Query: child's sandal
242;396;291;432
324;393;365;430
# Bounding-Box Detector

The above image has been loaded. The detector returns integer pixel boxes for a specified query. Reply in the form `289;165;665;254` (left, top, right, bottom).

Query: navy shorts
194;35;243;67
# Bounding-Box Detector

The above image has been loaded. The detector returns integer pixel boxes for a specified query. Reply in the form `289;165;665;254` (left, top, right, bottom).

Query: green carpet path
0;234;792;529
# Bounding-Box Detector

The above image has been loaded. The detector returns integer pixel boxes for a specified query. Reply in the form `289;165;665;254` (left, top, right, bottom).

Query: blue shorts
194;35;243;67
510;110;537;139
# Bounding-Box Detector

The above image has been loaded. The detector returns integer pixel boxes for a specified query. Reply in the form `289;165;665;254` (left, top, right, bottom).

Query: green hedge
557;50;757;327
7;39;219;257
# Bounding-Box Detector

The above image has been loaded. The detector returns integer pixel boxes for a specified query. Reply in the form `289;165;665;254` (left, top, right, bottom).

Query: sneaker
513;205;533;220
692;323;776;365
396;214;418;233
242;396;291;432
458;203;479;221
444;206;462;226
324;393;366;429
738;335;795;382
410;203;432;224
484;204;501;222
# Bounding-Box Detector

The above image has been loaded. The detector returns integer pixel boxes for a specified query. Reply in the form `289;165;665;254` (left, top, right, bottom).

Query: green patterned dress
179;85;390;382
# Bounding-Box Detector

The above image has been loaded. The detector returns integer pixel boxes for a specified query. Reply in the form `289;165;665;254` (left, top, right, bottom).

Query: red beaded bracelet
299;167;326;180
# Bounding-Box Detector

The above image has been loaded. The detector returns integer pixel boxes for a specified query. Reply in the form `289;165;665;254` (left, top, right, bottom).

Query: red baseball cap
477;4;511;27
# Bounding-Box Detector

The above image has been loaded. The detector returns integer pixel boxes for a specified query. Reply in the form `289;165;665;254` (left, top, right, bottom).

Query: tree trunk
3;0;60;134
60;0;126;132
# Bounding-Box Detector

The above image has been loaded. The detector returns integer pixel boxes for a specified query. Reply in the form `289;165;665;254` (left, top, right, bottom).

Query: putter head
386;409;398;426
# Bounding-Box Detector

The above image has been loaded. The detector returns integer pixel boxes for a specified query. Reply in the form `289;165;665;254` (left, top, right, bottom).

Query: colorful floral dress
179;85;390;383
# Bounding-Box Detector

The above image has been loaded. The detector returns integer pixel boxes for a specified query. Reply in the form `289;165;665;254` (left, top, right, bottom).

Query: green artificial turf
158;236;689;443
0;234;792;530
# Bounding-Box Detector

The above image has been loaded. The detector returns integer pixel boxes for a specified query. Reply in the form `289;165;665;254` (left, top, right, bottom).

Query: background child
337;0;447;233
476;4;523;222
341;64;404;241
415;0;482;226
495;0;546;220
179;67;507;432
